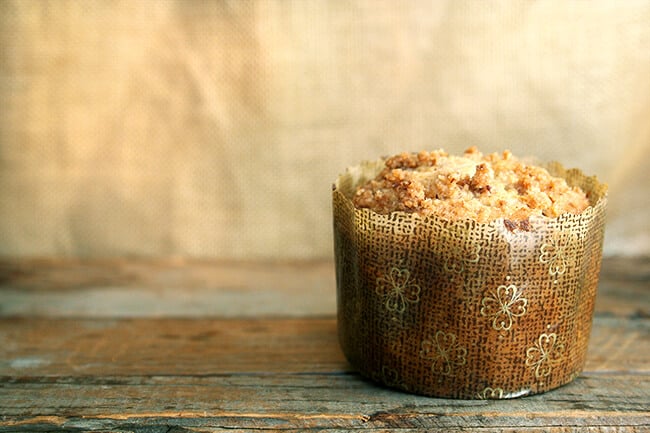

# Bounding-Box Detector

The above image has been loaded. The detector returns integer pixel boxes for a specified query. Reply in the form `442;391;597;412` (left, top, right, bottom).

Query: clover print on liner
420;330;467;377
539;232;576;278
525;333;565;379
444;243;481;274
374;365;408;391
480;283;528;331
477;386;504;399
376;267;421;315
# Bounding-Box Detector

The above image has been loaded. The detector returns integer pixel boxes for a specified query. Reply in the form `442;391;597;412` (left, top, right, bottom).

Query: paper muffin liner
332;159;608;399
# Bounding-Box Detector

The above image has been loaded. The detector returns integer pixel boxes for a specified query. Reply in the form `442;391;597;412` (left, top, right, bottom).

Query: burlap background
1;1;649;259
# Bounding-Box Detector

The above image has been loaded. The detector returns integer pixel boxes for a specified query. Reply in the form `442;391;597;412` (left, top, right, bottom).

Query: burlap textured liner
333;159;607;399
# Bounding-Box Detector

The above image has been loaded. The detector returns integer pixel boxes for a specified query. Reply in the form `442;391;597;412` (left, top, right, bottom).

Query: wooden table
1;257;648;432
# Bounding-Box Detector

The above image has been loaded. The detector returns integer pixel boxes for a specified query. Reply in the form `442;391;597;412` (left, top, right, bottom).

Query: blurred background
1;0;648;260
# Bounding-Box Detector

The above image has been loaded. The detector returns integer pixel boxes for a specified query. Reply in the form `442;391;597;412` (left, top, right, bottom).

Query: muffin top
352;147;589;222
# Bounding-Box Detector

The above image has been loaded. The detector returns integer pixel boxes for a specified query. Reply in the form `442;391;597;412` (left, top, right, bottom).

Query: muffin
332;147;607;399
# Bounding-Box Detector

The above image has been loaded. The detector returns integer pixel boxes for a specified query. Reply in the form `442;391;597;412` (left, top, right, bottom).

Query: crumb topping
352;147;590;222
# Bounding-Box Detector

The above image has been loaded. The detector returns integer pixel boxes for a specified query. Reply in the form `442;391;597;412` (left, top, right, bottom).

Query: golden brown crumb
352;148;590;222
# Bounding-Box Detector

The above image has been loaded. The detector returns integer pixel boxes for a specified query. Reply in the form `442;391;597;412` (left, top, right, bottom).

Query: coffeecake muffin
333;147;607;399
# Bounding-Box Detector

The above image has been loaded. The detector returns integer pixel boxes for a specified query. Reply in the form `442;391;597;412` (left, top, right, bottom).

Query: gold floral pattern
477;387;504;399
539;233;573;276
444;244;481;274
525;333;565;378
480;284;528;331
420;330;467;376
376;365;408;390
376;267;421;314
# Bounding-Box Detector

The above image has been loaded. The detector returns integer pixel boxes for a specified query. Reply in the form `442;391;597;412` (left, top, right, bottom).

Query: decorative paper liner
332;159;607;399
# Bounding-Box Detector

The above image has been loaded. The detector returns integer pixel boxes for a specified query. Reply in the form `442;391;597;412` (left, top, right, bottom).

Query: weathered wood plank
0;257;647;318
0;258;647;432
1;426;648;433
596;256;650;319
0;259;337;318
0;318;345;375
2;427;646;433
0;317;648;377
586;317;650;373
1;374;648;431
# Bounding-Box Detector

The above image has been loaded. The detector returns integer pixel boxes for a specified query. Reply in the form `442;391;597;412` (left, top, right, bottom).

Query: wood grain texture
1;374;649;430
0;318;345;376
0;259;336;317
0;317;647;377
0;257;647;318
0;257;648;432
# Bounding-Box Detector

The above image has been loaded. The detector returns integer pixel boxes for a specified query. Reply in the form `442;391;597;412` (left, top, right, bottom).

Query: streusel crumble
352;147;589;222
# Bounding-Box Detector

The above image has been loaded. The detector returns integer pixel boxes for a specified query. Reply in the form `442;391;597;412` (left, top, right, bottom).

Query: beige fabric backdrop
1;0;649;259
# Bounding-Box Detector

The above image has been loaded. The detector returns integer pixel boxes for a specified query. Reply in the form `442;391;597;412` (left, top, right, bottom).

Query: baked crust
352;147;589;222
